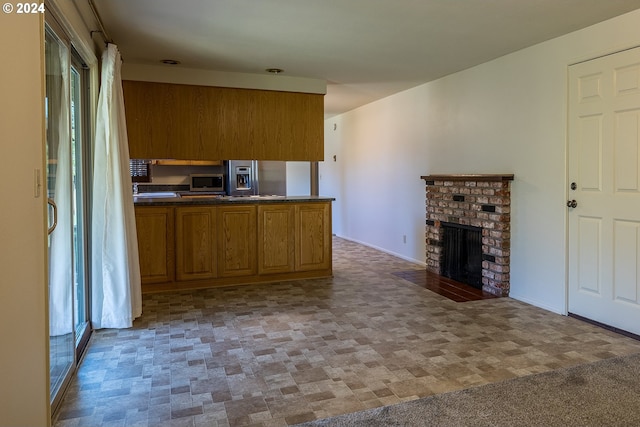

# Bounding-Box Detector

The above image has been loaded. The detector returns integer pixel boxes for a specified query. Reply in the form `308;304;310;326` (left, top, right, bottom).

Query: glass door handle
47;198;57;235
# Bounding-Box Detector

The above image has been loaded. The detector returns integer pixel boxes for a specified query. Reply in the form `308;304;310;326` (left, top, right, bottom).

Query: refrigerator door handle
252;160;259;195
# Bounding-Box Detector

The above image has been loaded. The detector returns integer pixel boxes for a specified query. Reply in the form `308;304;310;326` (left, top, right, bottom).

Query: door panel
613;220;640;304
577;115;603;191
45;24;75;409
46;18;93;413
615;110;640;191
568;46;640;335
576;216;601;295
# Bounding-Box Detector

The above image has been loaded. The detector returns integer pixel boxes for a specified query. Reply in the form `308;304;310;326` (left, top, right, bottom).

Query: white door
568;46;640;336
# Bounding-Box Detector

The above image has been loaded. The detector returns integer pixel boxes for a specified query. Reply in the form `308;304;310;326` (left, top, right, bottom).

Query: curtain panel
91;44;142;329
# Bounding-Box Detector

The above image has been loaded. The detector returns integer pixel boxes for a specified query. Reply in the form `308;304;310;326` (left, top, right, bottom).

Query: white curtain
91;44;142;329
48;40;73;336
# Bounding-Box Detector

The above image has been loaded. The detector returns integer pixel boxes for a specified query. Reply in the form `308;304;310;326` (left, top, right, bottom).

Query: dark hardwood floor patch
393;269;500;302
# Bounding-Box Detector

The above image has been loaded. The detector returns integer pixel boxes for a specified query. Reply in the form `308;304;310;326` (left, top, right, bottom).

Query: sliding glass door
45;18;92;411
45;23;74;409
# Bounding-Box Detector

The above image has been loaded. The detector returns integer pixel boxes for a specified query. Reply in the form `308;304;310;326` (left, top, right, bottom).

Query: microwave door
190;174;224;192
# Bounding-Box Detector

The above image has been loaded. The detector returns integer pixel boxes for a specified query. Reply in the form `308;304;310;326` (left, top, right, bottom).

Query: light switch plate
34;168;41;198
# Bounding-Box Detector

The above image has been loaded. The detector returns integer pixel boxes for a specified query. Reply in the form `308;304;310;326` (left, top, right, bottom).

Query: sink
134;191;178;198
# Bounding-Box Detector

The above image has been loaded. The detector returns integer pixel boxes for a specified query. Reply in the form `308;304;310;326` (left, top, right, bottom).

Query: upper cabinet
123;80;324;161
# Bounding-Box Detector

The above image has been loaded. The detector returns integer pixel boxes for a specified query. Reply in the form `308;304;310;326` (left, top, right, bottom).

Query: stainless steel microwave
189;174;224;192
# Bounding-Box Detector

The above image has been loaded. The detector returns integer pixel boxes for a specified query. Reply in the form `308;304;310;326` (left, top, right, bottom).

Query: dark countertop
134;195;335;206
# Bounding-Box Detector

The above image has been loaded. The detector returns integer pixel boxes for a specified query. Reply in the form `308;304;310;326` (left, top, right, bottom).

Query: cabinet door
135;206;175;284
295;202;332;271
175;206;217;281
218;205;257;277
123;81;223;160
217;89;324;160
252;91;324;161
258;204;295;274
123;80;174;159
216;87;253;160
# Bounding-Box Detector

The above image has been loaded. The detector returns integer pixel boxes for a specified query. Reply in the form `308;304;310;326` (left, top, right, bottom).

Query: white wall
320;121;344;236
286;162;311;196
323;9;640;314
0;12;49;427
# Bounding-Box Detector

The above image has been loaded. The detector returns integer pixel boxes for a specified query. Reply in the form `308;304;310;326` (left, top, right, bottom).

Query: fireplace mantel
421;174;514;183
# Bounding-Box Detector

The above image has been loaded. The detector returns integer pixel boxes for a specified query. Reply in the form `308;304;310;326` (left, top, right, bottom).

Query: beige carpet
295;352;640;426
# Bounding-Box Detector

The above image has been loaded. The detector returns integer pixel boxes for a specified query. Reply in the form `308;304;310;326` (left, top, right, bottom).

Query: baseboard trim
334;235;426;266
568;312;640;341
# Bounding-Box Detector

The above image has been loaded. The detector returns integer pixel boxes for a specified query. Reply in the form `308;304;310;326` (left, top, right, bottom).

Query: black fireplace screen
441;222;482;289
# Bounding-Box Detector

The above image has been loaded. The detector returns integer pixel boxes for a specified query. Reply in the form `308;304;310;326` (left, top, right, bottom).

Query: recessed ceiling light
161;59;181;65
265;68;284;74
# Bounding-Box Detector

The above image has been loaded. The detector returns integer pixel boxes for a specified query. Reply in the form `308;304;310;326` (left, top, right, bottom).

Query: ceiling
90;0;640;117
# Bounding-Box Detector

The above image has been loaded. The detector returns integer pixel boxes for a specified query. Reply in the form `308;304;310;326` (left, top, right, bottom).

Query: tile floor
54;237;640;427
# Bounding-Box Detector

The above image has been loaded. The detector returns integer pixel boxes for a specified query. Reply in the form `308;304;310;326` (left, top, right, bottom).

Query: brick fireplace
421;174;514;296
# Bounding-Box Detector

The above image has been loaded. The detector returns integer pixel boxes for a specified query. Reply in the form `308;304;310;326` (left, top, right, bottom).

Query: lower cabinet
258;204;296;274
135;206;175;284
134;201;332;291
295;203;332;271
175;206;217;281
218;205;257;277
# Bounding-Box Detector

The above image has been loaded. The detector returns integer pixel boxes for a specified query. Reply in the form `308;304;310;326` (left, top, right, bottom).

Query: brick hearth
421;174;514;296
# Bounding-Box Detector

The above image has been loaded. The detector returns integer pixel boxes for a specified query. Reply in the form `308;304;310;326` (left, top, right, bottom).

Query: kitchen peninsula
134;195;333;293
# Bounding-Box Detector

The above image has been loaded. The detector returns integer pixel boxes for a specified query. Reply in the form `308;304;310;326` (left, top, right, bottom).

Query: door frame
70;49;92;362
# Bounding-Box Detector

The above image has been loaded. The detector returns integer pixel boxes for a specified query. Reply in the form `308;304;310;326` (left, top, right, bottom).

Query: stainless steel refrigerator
226;160;286;196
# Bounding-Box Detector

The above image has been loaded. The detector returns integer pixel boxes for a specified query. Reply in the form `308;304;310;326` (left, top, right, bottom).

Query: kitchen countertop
134;194;335;206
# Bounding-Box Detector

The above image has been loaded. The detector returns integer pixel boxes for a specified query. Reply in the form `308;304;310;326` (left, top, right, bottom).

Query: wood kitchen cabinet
134;206;175;284
134;199;332;292
217;205;257;277
175;206;217;281
295;203;332;271
123;80;324;161
257;204;296;274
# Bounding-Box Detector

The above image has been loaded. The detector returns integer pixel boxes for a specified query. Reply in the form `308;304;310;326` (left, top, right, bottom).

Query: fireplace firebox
441;222;483;289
